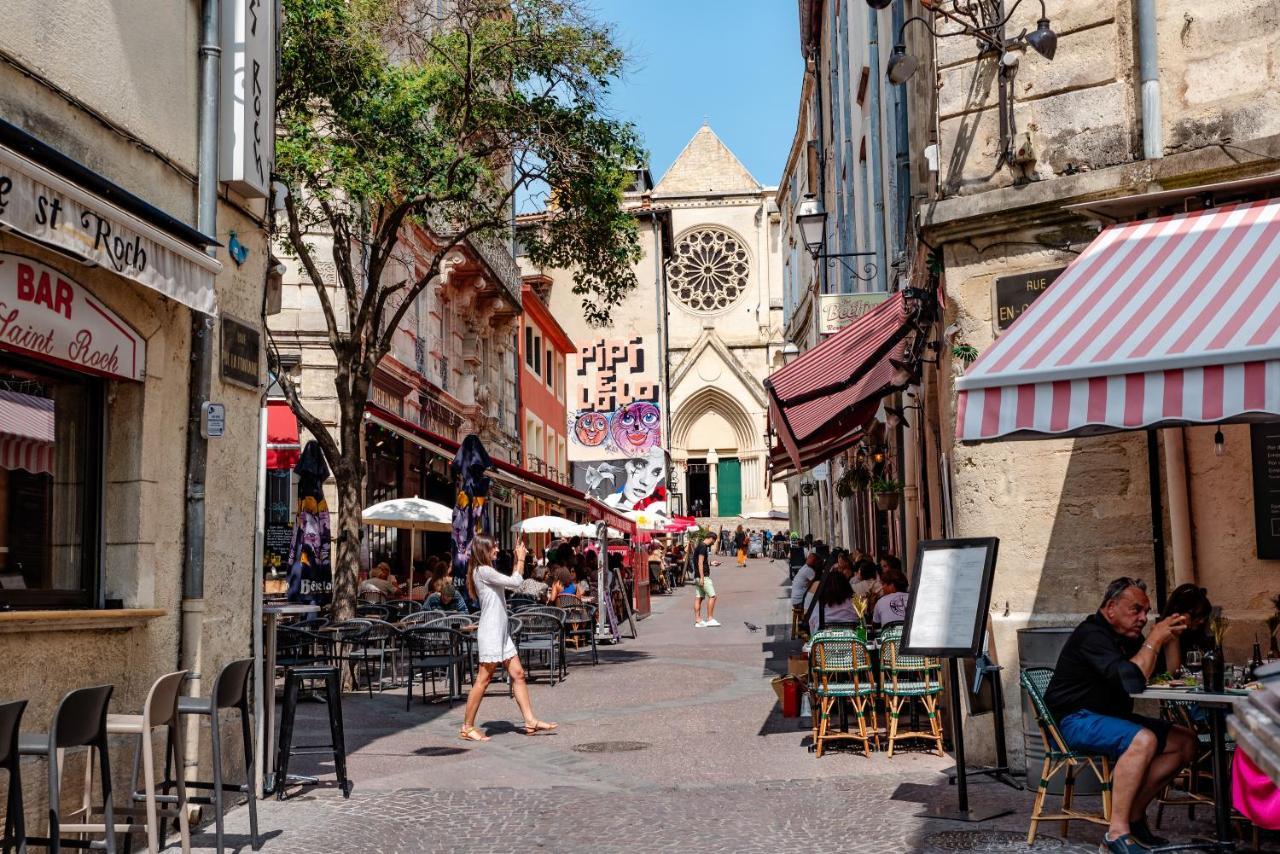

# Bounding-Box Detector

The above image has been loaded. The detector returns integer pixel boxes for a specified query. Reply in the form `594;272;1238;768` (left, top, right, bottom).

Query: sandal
522;720;558;736
459;726;490;742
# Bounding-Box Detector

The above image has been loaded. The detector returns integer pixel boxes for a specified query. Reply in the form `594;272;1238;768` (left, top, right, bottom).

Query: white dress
474;565;522;663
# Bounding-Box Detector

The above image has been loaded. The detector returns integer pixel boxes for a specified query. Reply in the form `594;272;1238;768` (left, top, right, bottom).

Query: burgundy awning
266;401;301;470
765;292;912;470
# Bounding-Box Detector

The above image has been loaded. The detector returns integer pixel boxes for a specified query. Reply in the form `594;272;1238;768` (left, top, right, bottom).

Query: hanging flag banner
288;440;332;605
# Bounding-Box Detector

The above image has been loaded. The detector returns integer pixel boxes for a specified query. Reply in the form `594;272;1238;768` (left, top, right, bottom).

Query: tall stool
1;699;27;854
163;659;259;854
274;666;351;800
17;684;116;853
104;671;191;854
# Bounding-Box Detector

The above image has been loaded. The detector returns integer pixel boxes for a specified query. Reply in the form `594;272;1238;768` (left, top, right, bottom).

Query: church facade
519;125;789;522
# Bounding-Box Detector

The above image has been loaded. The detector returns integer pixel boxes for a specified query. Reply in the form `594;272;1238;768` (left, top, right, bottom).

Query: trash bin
1017;626;1104;795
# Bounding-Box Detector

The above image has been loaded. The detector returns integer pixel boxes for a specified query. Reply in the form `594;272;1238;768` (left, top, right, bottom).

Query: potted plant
834;465;872;499
871;479;903;512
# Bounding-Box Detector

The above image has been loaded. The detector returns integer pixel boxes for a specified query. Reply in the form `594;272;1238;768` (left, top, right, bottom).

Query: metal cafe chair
808;628;878;757
1021;666;1113;845
560;601;599;666
343;619;402;696
0;699;27;853
401;627;468;708
515;612;565;685
18;684;117;853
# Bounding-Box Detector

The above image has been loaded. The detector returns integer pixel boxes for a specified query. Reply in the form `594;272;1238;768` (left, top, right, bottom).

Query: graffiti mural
569;335;663;460
573;448;669;517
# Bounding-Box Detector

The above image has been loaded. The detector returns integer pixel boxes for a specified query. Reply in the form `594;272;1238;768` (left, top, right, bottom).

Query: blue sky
592;0;802;187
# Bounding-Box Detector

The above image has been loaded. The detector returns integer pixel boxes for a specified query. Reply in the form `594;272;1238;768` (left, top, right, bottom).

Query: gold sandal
459;726;490;742
522;720;558;736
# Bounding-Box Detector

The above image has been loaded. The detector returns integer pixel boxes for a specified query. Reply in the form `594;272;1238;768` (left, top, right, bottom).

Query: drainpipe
1137;0;1163;160
866;6;889;292
182;0;220;781
1164;428;1196;587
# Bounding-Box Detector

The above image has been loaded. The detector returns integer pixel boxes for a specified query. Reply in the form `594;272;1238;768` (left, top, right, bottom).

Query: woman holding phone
459;535;558;741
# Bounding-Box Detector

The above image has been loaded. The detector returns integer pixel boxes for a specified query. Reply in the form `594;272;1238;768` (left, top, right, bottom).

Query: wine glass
1185;649;1203;676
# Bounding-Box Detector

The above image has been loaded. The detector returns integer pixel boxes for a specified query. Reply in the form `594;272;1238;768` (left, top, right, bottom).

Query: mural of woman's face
622;456;665;505
574;412;609;446
611;401;661;453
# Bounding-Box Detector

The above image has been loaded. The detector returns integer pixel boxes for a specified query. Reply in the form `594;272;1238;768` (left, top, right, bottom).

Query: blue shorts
1058;709;1171;760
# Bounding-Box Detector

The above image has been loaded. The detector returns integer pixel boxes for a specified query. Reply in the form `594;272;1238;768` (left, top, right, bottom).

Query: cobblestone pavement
191;558;1269;853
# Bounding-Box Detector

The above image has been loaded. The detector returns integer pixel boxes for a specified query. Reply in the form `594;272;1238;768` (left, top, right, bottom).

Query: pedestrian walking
734;524;747;567
460;536;558;741
693;531;720;627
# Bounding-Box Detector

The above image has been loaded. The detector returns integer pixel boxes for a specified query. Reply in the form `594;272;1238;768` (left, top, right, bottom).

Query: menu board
1251;424;1280;560
901;538;999;657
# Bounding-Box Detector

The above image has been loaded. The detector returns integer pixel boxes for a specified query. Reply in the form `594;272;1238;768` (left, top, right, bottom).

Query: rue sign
220;0;273;198
993;267;1065;332
0;253;144;381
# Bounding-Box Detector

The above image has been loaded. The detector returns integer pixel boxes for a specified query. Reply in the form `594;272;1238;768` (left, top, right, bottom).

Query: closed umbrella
361;496;452;597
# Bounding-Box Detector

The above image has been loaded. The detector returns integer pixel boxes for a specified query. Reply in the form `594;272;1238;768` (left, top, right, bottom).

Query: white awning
0;144;221;315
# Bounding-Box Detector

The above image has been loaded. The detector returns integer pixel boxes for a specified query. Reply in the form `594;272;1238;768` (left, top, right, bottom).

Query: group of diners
789;545;910;636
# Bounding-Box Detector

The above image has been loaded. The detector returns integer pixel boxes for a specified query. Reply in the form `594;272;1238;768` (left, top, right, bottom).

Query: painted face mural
611;401;661;454
573;411;610;447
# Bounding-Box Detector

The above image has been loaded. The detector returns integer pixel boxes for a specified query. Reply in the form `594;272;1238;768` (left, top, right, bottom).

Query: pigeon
744;621;761;632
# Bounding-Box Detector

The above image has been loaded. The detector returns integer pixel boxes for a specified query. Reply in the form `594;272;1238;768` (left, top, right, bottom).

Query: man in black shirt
692;532;719;627
1044;577;1196;853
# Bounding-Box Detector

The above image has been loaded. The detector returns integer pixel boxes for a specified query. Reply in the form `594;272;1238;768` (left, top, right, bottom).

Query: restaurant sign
0;144;221;315
993;267;1066;332
219;0;274;198
0;253;144;381
819;292;890;334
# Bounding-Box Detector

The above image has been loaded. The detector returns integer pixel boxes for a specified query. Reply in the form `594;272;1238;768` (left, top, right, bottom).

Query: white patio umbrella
361;496;452;596
510;515;582;537
744;509;789;521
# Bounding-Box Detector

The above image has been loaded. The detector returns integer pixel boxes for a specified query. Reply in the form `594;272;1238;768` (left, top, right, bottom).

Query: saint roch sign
219;0;274;198
0;253;144;381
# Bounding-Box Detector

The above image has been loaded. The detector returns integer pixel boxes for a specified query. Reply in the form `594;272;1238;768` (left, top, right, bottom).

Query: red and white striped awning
0;389;54;475
957;198;1280;442
766;292;912;468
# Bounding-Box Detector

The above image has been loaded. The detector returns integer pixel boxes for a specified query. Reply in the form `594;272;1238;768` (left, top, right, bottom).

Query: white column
707;449;720;518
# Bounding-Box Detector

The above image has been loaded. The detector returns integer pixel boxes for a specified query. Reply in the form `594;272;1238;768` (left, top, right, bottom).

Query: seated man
1044;577;1196;853
359;562;398;598
789;553;819;608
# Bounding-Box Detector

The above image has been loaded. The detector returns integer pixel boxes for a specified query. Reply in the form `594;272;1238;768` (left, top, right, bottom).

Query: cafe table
262;602;321;793
1129;686;1252;852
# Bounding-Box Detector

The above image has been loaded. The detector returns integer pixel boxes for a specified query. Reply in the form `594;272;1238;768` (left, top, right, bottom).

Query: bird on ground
744;621;761;632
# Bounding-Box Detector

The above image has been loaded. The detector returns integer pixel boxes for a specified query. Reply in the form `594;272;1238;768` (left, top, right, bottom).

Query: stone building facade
521;126;790;523
776;0;1280;769
0;0;270;819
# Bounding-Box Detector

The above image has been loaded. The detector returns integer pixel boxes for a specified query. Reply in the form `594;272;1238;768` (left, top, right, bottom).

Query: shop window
0;353;103;609
524;325;534;368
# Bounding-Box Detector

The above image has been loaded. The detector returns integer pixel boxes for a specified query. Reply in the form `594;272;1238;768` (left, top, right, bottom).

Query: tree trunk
329;399;367;623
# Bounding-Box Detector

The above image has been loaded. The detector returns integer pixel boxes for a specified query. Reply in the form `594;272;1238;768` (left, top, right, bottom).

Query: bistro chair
358;589;387;605
560;601;599;665
344;619;402;696
326;619;375;689
383;600;422;621
1154;700;1218;827
165;658;260;853
399;610;444;627
508;595;539;610
878;625;945;758
807;628;878;757
1;699;27;854
105;670;191;854
401;627;468;708
515;612;565;685
1021;667;1113;845
355;603;391;620
18;684;116;853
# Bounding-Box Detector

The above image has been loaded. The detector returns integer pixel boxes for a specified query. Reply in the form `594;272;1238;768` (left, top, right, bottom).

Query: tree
271;0;644;619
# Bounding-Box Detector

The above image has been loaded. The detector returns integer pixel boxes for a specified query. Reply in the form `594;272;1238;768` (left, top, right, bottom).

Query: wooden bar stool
17;684;116;853
1;699;27;854
102;671;191;854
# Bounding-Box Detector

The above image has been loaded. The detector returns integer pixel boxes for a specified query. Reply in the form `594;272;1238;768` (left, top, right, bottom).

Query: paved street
195;559;1260;853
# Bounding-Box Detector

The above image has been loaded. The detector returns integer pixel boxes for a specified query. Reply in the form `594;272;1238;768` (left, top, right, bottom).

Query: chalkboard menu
1251;424;1280;560
901;538;1000;657
994;267;1066;331
263;469;293;571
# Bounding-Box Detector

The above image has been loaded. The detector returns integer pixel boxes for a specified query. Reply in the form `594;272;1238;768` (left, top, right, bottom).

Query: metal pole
1136;0;1163;160
866;6;889;292
1147;429;1168;611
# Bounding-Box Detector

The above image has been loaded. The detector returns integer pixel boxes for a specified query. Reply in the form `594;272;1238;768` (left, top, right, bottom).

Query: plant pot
874;491;900;512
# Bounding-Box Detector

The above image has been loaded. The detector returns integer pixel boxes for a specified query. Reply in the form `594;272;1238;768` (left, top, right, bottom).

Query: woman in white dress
460;536;558;742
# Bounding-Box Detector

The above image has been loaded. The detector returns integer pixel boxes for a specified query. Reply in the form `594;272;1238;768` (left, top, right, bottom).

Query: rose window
667;227;750;313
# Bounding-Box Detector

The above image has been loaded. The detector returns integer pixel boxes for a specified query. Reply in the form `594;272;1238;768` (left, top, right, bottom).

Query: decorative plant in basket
835;465;872;499
871;479;903;512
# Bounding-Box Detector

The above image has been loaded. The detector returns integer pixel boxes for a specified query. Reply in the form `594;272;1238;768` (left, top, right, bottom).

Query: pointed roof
654;125;761;196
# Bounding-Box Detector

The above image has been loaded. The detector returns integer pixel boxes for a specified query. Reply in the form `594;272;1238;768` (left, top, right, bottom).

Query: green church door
717;457;741;517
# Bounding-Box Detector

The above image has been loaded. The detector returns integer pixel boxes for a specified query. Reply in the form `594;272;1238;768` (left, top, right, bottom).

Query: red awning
266;401;301;470
957;198;1280;441
765;292;912;470
587;499;638;537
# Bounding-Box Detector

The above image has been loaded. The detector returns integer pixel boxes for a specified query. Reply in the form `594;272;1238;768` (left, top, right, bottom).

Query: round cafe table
262;602;320;792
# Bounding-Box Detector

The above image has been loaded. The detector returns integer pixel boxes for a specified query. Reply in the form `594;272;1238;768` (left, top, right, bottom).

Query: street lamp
782;342;801;365
794;194;878;283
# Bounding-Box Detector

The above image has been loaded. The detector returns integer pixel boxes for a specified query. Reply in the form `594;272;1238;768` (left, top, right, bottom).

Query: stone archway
671;386;763;516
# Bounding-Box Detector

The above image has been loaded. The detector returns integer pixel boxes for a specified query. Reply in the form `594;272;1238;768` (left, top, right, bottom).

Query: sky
591;0;802;188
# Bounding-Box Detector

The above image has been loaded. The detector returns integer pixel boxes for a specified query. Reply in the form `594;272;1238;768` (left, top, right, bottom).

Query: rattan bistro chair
878;625;945;757
1;699;27;853
807;628;879;757
1021;667;1113;845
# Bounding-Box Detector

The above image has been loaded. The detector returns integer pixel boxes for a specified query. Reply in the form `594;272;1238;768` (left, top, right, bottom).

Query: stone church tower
520;124;788;522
